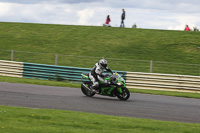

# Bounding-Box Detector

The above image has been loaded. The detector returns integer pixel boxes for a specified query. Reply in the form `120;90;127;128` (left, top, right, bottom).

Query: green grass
1;76;200;99
0;22;200;75
0;76;80;88
0;105;200;133
132;88;200;99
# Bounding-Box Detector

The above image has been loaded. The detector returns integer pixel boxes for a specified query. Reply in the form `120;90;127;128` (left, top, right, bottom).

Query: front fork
117;87;123;93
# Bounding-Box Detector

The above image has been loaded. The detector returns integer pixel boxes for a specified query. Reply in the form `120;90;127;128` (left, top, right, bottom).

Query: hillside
0;22;200;75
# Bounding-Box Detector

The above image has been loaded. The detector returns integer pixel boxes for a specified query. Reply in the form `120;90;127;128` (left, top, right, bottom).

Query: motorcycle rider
89;58;113;92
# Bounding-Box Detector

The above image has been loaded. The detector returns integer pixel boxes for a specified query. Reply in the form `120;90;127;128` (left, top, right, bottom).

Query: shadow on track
81;95;133;102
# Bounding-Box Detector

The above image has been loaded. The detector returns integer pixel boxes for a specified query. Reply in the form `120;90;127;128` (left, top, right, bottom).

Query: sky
0;0;200;30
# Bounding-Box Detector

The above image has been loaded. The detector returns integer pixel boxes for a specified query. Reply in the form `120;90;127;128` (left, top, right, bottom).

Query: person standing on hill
120;9;126;28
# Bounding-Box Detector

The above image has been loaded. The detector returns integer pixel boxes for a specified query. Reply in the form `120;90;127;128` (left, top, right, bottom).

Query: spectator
104;15;111;27
120;9;125;28
185;25;190;31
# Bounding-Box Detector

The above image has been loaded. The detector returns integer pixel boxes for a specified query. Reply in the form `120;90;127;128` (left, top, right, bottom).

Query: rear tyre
116;87;130;101
81;83;95;97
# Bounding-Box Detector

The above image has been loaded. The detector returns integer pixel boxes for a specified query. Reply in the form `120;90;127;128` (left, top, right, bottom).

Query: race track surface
0;82;200;123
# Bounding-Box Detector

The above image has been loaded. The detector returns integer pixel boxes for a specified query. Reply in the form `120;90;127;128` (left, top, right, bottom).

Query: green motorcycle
81;72;130;101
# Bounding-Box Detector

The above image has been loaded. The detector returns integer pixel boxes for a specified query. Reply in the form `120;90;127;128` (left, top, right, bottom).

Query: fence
126;72;200;93
0;60;199;93
0;60;24;78
23;62;91;82
1;49;200;76
0;60;125;83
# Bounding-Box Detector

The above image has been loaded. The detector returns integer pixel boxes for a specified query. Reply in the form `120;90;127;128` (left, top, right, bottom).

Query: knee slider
93;82;99;87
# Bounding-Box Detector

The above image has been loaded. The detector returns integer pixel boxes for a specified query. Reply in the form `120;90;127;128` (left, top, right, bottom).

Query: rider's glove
106;81;111;84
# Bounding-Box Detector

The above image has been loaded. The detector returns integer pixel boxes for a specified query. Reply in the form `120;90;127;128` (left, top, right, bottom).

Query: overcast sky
0;0;200;30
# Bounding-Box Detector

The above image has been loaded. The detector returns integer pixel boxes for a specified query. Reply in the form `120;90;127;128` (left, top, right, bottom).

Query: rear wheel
116;87;130;101
81;83;95;97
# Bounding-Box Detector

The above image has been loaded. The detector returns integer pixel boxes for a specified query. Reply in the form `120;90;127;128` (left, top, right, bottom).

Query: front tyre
116;87;130;101
81;83;95;97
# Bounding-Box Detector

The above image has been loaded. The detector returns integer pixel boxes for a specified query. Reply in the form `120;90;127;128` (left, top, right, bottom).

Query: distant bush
193;26;199;31
132;23;137;28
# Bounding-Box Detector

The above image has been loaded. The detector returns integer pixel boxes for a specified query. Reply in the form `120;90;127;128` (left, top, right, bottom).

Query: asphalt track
0;82;200;123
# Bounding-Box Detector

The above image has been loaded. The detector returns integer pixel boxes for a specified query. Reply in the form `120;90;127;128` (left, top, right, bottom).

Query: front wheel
116;87;130;101
81;83;95;97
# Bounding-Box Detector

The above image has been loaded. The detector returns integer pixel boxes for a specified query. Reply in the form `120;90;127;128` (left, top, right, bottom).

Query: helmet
99;58;107;69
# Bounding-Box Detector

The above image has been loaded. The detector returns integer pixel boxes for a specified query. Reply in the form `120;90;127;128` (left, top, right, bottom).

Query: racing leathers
89;63;113;90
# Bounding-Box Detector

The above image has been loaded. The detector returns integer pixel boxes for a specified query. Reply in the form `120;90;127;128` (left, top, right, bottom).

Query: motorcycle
81;72;130;101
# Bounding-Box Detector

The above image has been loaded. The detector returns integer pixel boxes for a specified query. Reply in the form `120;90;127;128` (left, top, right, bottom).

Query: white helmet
99;58;107;69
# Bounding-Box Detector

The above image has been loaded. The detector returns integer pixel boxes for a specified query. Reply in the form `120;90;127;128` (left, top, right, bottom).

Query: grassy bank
1;76;200;99
0;22;200;75
0;105;200;133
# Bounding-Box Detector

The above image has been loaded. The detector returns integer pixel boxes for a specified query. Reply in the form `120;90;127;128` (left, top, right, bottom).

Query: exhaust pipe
82;84;92;91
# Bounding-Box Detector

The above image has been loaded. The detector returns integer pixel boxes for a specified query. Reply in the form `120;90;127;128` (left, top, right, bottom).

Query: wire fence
0;49;200;76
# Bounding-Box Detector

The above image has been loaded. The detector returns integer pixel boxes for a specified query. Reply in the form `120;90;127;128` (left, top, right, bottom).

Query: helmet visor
101;63;107;68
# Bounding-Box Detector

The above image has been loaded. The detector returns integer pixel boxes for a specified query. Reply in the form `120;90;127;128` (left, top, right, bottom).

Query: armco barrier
1;60;199;93
23;62;126;82
23;62;91;82
126;72;200;93
0;60;24;78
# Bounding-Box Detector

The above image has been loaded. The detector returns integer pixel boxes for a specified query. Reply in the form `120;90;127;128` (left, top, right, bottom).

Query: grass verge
0;22;200;75
0;76;200;99
132;88;200;99
0;76;80;88
0;105;200;133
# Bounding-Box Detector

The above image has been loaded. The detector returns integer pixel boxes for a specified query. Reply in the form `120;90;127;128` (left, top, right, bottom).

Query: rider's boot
90;85;99;93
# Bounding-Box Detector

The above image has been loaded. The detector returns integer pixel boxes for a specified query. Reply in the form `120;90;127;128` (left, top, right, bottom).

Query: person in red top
104;15;111;27
185;25;190;31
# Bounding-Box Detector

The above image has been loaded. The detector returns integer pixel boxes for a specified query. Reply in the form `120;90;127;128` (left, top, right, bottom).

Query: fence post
199;68;200;76
11;50;15;61
55;54;58;65
150;60;153;73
